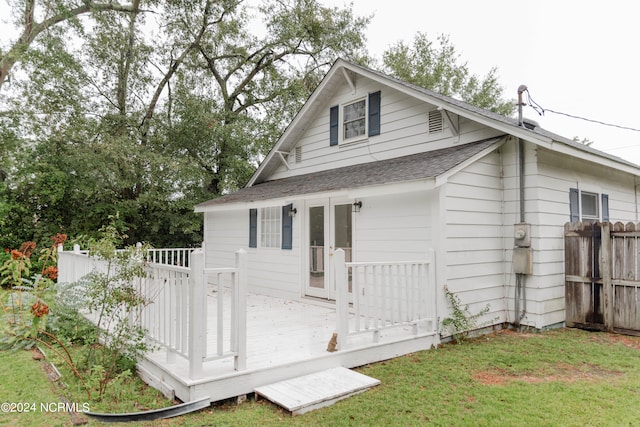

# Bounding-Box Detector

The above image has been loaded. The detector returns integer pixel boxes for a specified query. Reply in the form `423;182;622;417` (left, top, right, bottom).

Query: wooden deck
59;246;439;405
137;285;439;403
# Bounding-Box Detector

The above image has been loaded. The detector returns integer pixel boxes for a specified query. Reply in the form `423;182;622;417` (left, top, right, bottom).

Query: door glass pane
309;206;324;289
334;204;352;262
334;204;352;293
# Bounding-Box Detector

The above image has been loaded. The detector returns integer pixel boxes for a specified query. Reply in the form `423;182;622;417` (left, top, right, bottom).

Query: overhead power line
523;90;640;133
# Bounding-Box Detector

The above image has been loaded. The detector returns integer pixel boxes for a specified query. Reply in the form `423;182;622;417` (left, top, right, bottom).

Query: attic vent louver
295;146;302;163
428;110;443;134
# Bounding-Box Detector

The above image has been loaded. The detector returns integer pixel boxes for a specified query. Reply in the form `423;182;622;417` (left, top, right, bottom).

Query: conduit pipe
514;85;528;327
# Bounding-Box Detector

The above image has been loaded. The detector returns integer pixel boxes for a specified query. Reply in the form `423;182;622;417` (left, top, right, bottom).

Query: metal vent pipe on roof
517;85;528;127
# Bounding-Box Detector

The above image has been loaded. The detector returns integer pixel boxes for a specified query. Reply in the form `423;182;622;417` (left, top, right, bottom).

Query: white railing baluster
336;254;437;349
335;249;348;351
58;245;252;379
235;249;247;371
217;272;224;356
188;249;205;380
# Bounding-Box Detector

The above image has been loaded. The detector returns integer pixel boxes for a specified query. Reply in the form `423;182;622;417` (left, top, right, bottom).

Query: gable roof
248;59;640;187
195;137;503;212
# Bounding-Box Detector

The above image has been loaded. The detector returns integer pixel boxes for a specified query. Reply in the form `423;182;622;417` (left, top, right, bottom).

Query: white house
195;58;640;332
61;58;640;405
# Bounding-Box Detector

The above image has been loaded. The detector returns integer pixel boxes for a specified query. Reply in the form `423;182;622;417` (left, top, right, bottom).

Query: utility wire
524;90;640;133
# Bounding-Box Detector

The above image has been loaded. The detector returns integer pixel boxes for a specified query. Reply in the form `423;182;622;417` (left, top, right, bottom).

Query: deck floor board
138;285;437;402
144;288;338;380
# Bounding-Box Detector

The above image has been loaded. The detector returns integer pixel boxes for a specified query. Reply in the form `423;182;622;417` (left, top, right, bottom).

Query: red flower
44;266;58;280
51;233;67;246
10;250;23;260
19;241;36;258
31;301;50;318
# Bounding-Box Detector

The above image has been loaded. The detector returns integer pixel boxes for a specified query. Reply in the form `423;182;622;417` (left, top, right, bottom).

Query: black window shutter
368;91;381;136
569;188;580;222
329;105;339;146
249;208;257;248
601;194;610;222
282;204;293;250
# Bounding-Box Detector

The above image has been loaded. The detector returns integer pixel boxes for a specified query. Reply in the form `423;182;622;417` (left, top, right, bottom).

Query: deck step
254;367;380;415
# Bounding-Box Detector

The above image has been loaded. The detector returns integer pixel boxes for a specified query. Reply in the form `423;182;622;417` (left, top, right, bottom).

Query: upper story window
343;98;367;140
329;91;381;146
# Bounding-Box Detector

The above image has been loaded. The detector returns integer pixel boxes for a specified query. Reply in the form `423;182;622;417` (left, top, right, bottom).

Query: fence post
335;249;348;350
601;222;614;332
234;249;247;371
188;249;205;380
57;244;66;284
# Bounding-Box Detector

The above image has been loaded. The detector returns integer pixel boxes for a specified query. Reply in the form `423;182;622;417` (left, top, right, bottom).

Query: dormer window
329;91;381;146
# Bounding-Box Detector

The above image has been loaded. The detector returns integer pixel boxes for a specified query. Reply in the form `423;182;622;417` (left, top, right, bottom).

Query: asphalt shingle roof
195;136;503;209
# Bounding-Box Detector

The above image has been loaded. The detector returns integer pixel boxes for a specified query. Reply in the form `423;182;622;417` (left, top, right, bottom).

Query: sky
319;0;640;165
1;1;639;165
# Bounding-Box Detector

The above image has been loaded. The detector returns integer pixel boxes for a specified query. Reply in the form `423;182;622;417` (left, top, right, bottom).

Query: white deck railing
57;245;247;380
334;249;437;350
146;248;195;267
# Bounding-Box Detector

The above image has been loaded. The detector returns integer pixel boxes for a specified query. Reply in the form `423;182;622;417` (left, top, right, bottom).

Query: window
329;91;381;146
249;205;294;249
260;206;281;248
343;98;366;140
580;192;599;221
569;188;609;223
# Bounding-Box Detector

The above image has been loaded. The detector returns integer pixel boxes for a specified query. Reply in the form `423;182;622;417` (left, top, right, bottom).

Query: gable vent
295;146;302;163
428;110;443;134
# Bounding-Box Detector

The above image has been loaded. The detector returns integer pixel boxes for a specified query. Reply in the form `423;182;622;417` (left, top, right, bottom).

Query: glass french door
305;199;353;299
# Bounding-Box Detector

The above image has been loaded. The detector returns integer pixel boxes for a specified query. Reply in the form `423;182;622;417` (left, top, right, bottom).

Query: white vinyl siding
518;146;637;328
354;191;433;263
269;78;502;180
442;151;507;329
204;209;301;301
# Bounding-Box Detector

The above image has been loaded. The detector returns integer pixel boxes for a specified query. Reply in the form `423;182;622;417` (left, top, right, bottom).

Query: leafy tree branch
0;0;145;90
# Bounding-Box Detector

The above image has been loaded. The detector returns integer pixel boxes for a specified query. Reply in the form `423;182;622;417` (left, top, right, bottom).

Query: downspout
514;85;528;327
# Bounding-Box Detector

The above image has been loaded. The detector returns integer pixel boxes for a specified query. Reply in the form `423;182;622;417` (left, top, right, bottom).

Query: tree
0;0;142;91
382;33;515;116
0;0;370;248
161;0;371;195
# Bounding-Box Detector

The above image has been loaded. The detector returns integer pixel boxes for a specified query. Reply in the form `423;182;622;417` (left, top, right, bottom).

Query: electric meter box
514;223;531;248
513;247;533;275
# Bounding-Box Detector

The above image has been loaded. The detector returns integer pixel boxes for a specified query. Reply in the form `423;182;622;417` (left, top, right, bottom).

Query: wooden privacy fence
57;245;248;380
565;221;640;335
334;249;437;350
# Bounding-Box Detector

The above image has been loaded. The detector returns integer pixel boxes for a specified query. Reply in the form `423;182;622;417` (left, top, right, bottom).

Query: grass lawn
1;328;640;426
0;349;74;427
